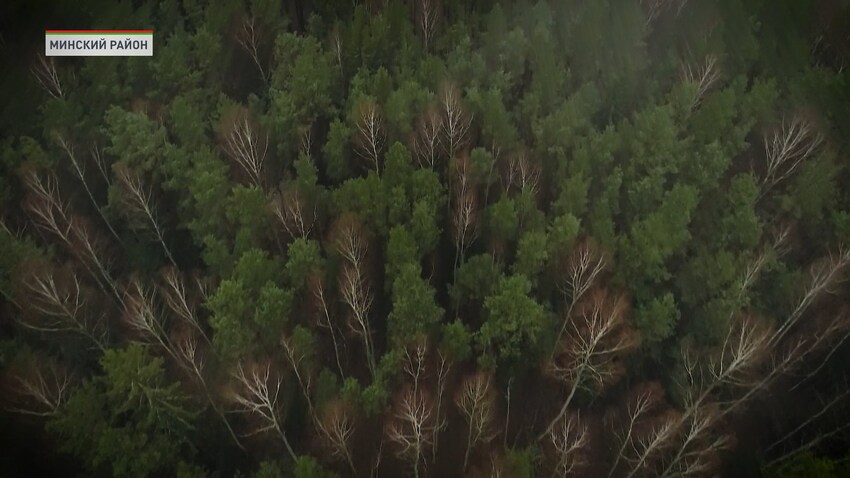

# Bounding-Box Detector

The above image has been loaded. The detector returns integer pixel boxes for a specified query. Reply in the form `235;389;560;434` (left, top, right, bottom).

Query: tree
31;54;64;99
544;290;639;437
315;400;356;473
546;413;589;477
385;387;436;478
478;275;547;368
416;0;439;52
413;106;443;169
439;82;472;158
228;360;296;460
220;109;268;188
332;215;376;376
353;98;385;174
5;354;72;417
17;264;107;350
387;263;443;346
113;164;176;265
455;371;497;470
48;344;196;477
760;115;824;194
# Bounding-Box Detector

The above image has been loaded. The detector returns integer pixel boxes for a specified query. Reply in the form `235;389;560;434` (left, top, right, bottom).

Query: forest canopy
1;0;850;477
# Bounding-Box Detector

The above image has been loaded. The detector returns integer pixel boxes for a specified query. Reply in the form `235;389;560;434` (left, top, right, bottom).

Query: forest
1;0;850;476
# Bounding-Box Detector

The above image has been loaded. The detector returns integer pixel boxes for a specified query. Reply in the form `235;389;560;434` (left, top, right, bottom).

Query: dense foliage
1;0;850;476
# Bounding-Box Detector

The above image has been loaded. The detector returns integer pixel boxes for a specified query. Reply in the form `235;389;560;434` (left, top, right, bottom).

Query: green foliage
478;275;547;368
284;239;324;289
387;263;443;346
49;344;196;477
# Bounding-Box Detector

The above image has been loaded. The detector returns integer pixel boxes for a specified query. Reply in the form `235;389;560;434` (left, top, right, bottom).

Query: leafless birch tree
271;188;315;240
159;267;208;342
413;106;443;169
386;387;436;478
416;0;439;52
308;274;346;377
5;358;72;417
680;55;720;110
55;134;121;242
547;413;589;477
315;400;357;473
228;361;297;460
544;290;638;437
760;115;824;193
354;99;385;174
439;82;472;158
114;165;176;265
236;15;268;82
455;371;498;470
554;241;608;354
19;265;107;350
222;114;268;187
334;216;376;375
32;54;64;99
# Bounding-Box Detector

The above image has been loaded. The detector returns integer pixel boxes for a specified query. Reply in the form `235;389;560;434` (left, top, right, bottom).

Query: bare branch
680;55;720;110
31;54;64;99
228;361;296;460
455;371;497;470
761;115;824;193
236;15;267;82
6;358;72;417
222;115;268;187
354;99;385;174
114;165;176;265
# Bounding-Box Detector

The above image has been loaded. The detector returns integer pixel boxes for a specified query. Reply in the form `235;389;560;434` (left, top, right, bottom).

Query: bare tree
315;400;357;473
658;407;731;478
114;165;176;265
386;387;436;478
334;216;376;375
22;170;122;304
309;274;346;377
159;267;208;342
432;350;451;461
760;115;824;193
451;154;479;276
122;277;177;360
222;113;268;187
455;371;498;470
330;25;344;77
413;106;443;169
281;332;315;415
271;188;315;240
608;383;666;477
5;358;72;417
32;54;64;99
544;290;638;437
23;168;73;247
770;248;850;346
55;134;121;242
554;241;608;353
173;332;245;450
228;361;297;460
622;410;681;478
236;15;267;82
439;82;472;158
680;54;720;110
641;0;689;27
547;413;589;477
354;99;385;174
506;151;541;199
403;339;429;395
19;265;107;350
416;0;439;52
